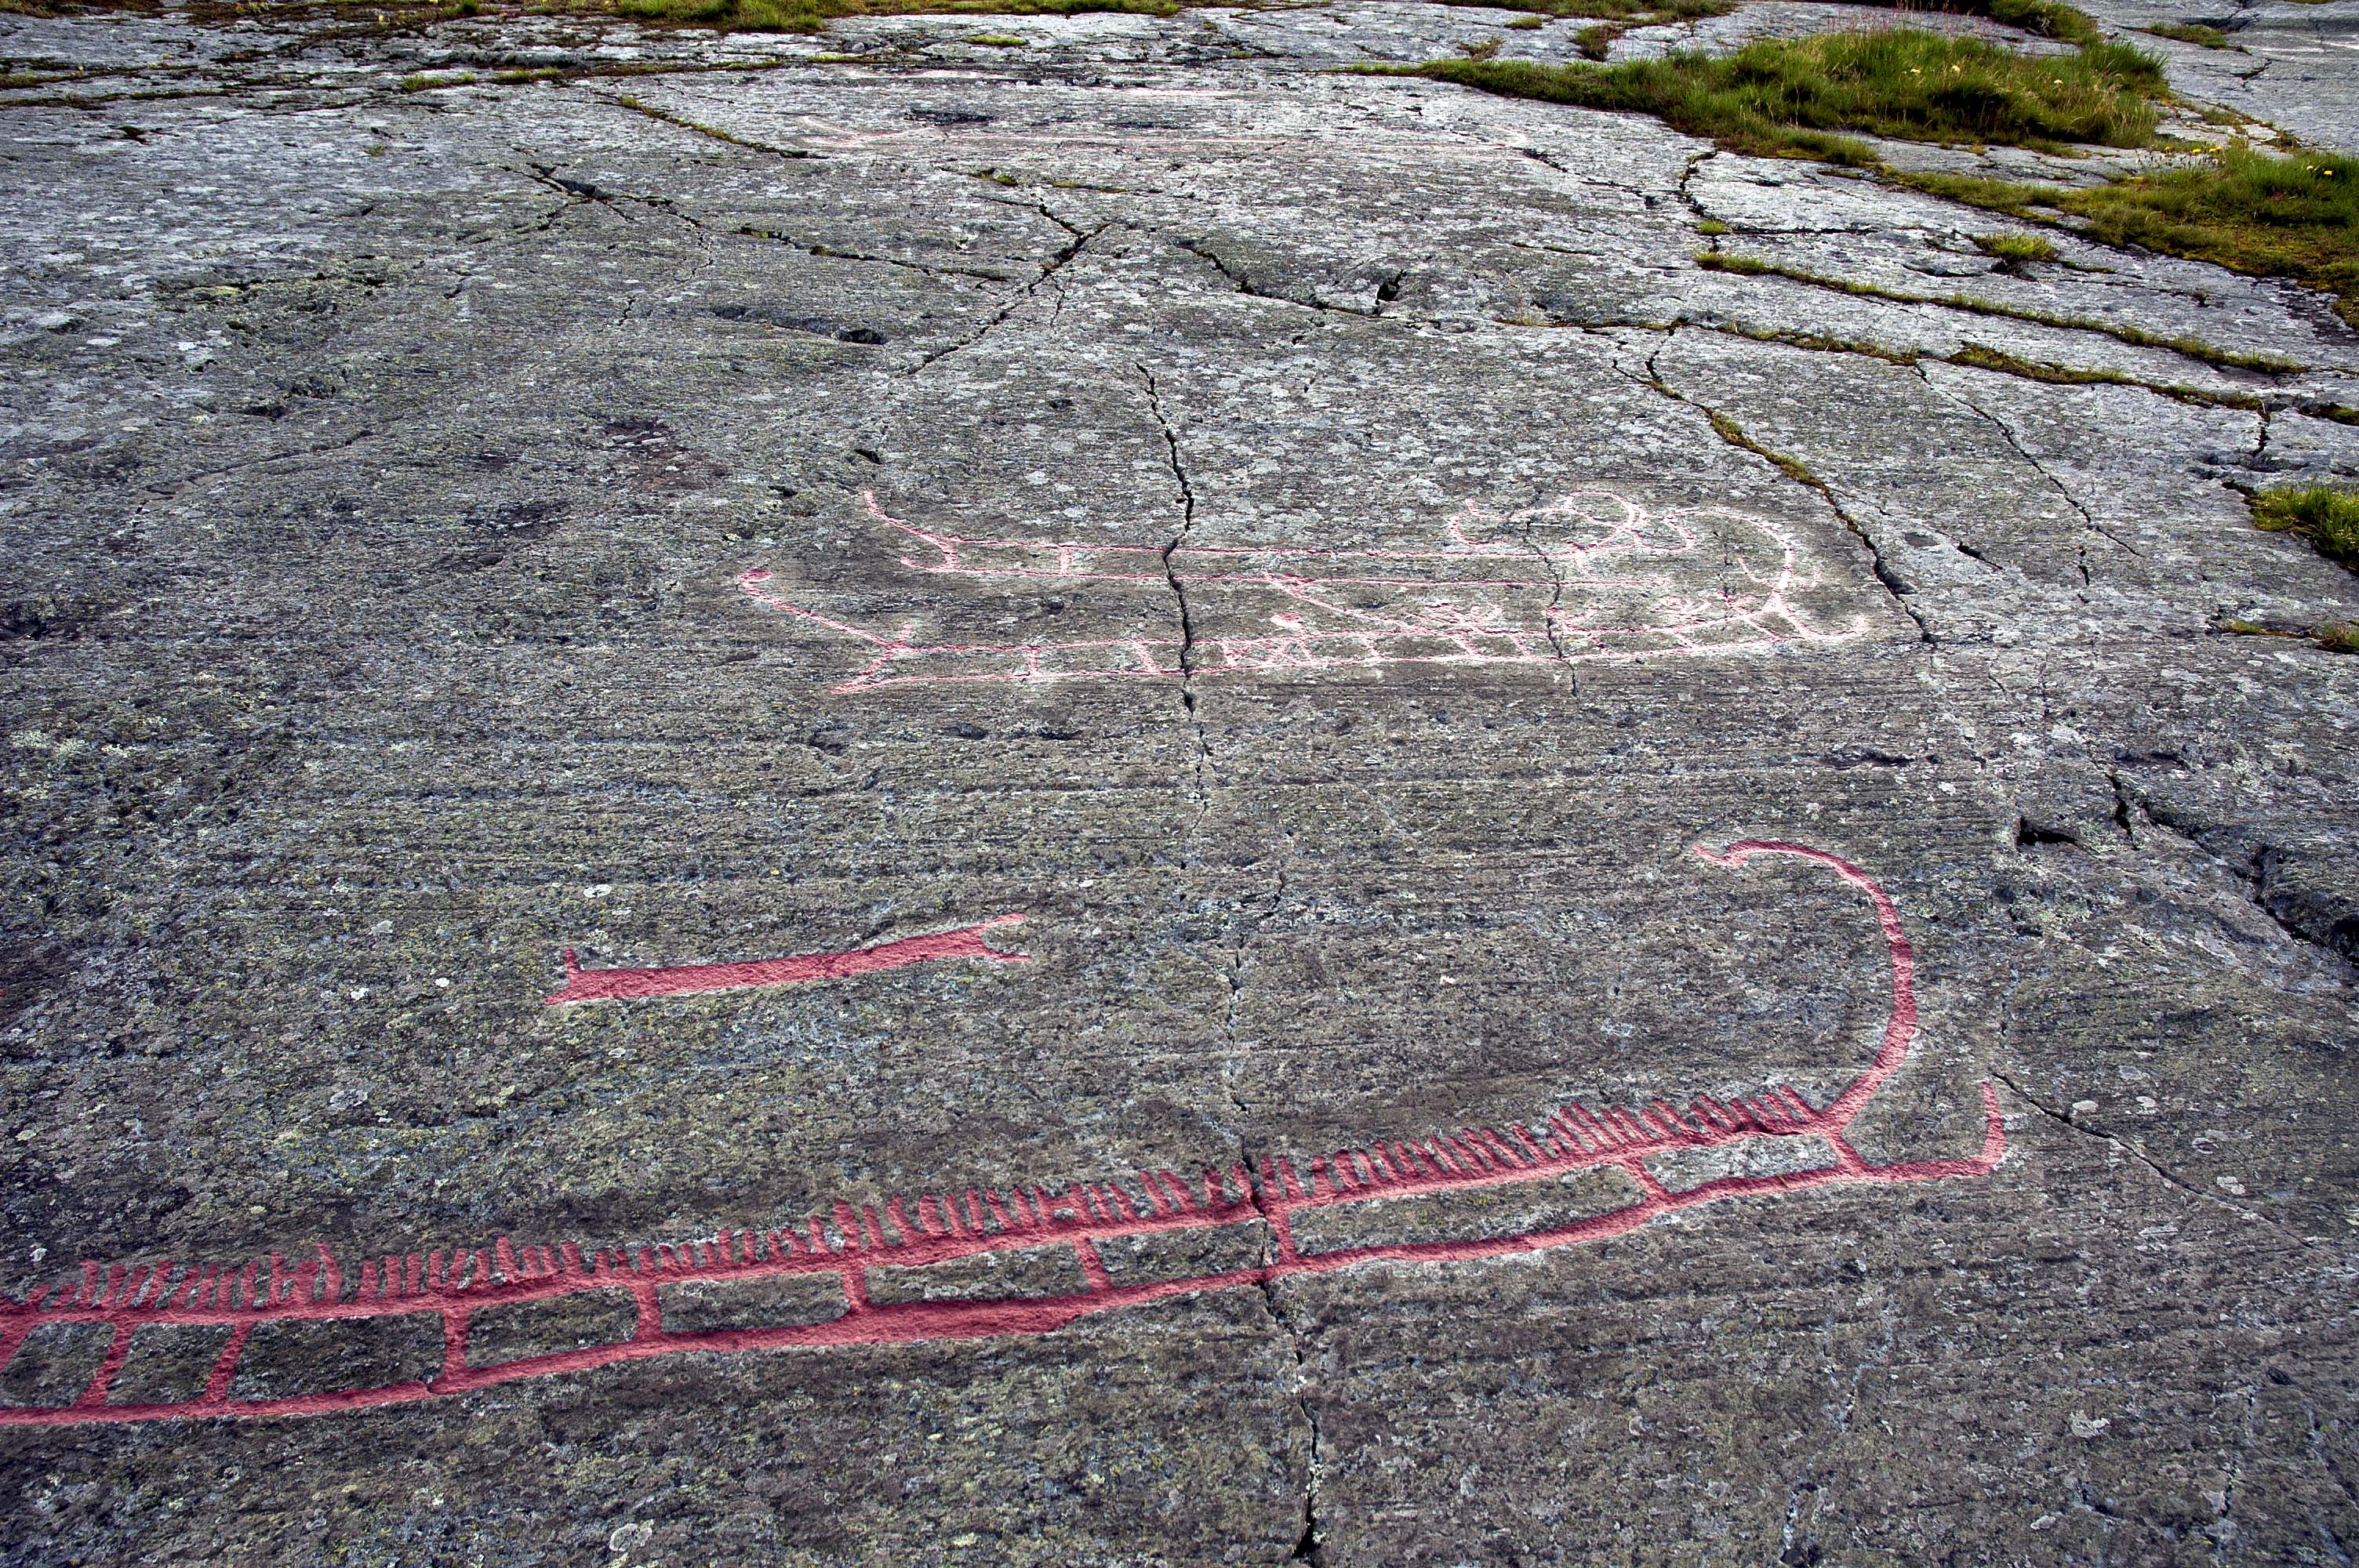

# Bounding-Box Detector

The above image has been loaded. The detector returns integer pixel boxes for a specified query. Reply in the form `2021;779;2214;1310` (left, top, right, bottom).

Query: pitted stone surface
1;3;2356;1564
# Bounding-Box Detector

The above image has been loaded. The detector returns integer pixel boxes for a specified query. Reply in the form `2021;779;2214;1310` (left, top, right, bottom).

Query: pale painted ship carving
740;492;1870;692
0;844;2001;1429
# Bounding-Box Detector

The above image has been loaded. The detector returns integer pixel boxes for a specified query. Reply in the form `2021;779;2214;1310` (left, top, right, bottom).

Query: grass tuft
1976;229;2059;263
2251;484;2359;572
1695;246;2302;372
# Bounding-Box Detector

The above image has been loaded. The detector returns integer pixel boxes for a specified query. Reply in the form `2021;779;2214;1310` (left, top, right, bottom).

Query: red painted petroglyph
0;843;2001;1428
740;492;1869;692
544;915;1030;1004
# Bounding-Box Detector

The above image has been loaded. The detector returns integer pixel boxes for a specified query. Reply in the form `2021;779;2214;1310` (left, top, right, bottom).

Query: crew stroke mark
544;914;1030;1004
740;491;1869;692
0;843;2001;1429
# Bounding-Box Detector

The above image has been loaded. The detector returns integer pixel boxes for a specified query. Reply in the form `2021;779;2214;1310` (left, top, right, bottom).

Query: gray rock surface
1;2;2356;1563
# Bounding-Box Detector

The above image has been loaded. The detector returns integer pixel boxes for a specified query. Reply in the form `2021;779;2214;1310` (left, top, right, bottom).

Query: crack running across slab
907;205;1106;373
1988;1070;2313;1247
1637;336;1936;644
1923;364;2146;573
1137;361;1214;785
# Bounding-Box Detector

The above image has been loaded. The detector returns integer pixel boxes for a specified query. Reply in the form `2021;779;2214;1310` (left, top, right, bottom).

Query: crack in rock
2112;771;2359;967
1988;1070;2313;1246
1637;333;1936;644
1136;361;1213;786
908;206;1106;372
1922;364;2145;578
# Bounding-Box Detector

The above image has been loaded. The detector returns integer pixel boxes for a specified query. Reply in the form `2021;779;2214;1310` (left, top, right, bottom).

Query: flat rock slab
1;5;2357;1564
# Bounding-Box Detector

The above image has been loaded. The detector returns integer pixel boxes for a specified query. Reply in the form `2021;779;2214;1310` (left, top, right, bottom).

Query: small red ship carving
0;843;1999;1429
543;915;1030;1004
740;492;1869;692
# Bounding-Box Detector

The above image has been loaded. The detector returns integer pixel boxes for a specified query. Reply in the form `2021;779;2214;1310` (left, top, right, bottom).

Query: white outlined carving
741;491;1870;692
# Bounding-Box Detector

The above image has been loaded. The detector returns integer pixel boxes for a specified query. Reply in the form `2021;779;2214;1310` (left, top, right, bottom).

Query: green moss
2219;616;2359;652
966;30;1026;42
1505;12;1544;26
1696;218;1727;236
1398;29;2164;162
1893;169;2068;215
2251;484;2359;572
1704;407;1819;486
1981;0;2103;45
2143;20;2234;47
1695;247;2301;372
1975;230;2059;264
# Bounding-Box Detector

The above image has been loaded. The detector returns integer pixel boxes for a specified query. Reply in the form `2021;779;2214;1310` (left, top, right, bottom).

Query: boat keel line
0;841;2004;1428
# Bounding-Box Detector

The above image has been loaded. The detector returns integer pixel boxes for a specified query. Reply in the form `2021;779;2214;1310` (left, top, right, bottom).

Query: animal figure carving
740;492;1868;691
0;843;2000;1428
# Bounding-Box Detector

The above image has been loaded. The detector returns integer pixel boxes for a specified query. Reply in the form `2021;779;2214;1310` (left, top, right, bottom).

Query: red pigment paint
738;491;1870;692
0;842;2001;1428
543;914;1030;1004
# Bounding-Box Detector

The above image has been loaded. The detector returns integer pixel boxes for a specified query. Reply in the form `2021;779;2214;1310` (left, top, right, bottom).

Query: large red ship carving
0;843;2001;1428
740;492;1869;692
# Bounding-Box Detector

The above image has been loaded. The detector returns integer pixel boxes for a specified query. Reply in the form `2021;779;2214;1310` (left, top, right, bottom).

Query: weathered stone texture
2;3;2356;1563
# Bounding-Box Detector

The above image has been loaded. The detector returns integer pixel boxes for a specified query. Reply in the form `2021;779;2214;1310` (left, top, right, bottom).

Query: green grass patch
2064;149;2359;321
1913;149;2359;325
2143;20;2234;47
1505;11;1544;26
1975;229;2059;263
1397;27;2359;327
1398;30;2165;162
2252;484;2359;572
